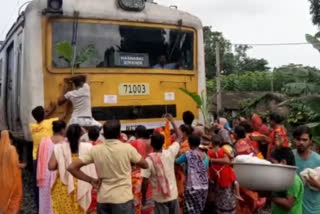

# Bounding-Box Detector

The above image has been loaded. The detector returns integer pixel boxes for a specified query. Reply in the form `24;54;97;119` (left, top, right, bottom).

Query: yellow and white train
0;0;206;139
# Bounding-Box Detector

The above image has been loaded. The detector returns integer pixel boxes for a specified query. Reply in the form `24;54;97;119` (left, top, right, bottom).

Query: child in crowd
176;135;209;214
208;136;242;201
270;147;304;214
88;126;103;146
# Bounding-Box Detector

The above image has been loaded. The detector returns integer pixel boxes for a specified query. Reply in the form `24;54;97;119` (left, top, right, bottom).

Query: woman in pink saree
37;120;66;214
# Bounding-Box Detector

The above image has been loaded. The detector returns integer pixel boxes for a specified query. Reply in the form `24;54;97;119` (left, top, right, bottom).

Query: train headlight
47;0;63;13
118;0;145;12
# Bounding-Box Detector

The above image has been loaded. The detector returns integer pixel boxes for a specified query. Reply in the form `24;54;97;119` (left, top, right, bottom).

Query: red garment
131;139;153;214
131;139;153;159
88;189;98;212
92;140;103;146
251;114;270;136
208;148;236;188
235;138;257;156
87;141;103;212
267;125;289;158
154;127;164;134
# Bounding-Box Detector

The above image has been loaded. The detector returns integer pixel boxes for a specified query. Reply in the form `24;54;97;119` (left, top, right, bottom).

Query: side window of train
0;59;2;96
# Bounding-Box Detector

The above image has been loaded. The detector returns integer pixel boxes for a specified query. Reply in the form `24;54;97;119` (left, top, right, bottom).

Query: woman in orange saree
267;113;289;159
251;114;270;158
0;130;23;214
234;126;266;214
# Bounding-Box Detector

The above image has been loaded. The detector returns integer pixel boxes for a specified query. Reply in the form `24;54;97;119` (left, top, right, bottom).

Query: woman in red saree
131;125;154;214
234;126;266;214
0;130;23;214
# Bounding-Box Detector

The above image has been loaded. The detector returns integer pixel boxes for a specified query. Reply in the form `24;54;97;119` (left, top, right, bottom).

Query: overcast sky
1;0;320;68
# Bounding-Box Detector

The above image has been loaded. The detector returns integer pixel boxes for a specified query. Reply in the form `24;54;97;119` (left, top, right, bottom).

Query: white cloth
300;167;320;191
234;154;271;165
141;142;180;203
65;83;92;118
68;117;102;128
54;142;97;211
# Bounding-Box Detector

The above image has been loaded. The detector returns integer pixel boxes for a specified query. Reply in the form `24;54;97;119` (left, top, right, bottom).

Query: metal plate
119;83;150;96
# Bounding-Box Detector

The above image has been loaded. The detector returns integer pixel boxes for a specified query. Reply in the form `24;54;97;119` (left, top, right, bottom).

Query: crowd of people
0;75;320;214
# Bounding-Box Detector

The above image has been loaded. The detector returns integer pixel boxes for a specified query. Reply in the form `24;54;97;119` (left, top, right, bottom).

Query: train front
41;0;205;130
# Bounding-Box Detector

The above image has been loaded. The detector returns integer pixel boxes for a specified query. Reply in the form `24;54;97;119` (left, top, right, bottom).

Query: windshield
51;21;194;70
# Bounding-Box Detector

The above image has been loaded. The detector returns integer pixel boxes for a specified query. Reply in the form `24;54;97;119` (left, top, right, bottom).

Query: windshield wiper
71;11;79;74
169;19;184;61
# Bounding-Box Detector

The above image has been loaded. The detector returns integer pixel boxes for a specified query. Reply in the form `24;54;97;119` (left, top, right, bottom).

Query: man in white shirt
141;115;182;214
58;74;101;127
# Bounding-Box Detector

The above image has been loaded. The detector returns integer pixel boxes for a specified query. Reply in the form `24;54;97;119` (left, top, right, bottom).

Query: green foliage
207;64;320;96
284;98;320;125
306;34;320;53
306;122;320;147
179;88;210;128
207;71;272;92
309;0;320;27
179;88;202;107
203;26;270;79
56;41;73;64
203;27;232;79
75;44;98;67
55;41;98;75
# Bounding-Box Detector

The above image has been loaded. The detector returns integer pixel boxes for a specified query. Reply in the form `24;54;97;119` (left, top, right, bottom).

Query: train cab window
51;21;194;70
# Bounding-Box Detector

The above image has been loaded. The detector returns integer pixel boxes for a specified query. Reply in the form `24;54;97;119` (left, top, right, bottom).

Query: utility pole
216;41;222;117
271;69;274;92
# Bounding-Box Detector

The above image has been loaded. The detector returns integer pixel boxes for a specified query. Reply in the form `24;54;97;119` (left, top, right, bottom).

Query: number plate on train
119;83;150;96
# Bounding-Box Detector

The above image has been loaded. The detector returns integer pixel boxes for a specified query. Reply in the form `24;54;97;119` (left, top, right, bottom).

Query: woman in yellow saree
0;130;23;214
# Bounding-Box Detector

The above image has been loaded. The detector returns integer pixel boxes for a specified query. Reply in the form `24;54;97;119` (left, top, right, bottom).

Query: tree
203;27;234;79
234;45;269;73
309;0;320;27
206;64;320;95
274;64;320;95
203;26;270;79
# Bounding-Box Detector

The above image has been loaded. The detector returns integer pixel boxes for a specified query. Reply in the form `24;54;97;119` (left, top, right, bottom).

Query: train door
0;58;4;130
15;32;23;132
5;43;15;130
5;31;23;133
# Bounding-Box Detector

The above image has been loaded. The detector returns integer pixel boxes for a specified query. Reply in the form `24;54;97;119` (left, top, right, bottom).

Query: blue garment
176;152;209;169
293;149;320;214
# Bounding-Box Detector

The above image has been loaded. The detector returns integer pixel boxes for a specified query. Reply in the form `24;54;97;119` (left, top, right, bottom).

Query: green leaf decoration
55;41;73;65
179;88;203;107
179;88;211;128
75;44;98;66
55;41;98;75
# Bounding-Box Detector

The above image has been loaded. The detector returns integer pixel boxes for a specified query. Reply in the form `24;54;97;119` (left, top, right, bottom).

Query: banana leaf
55;41;73;64
179;88;203;107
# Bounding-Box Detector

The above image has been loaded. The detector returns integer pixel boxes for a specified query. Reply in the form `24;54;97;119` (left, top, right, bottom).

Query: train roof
1;0;203;52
